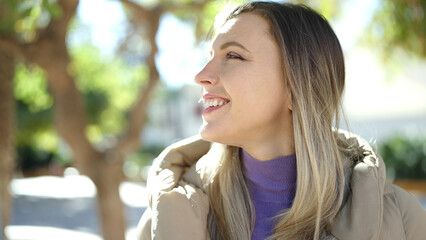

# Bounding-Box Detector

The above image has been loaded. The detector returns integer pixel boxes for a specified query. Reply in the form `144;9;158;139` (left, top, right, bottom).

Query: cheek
241;82;287;120
231;86;287;126
224;61;287;115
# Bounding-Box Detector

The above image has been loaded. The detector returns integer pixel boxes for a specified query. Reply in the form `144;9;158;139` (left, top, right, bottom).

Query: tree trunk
13;0;129;237
44;54;127;240
0;51;15;240
92;155;126;240
0;1;165;239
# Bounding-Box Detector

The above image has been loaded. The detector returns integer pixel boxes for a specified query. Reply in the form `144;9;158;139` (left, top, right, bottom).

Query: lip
202;93;230;101
202;93;230;115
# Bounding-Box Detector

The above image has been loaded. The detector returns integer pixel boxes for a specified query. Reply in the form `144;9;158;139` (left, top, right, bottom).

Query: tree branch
0;37;25;59
111;0;213;158
19;0;100;172
164;0;209;12
38;0;79;41
41;0;100;172
0;51;15;239
119;0;152;22
0;1;97;170
113;10;162;157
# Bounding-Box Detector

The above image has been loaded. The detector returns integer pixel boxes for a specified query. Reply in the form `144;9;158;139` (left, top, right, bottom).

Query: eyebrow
219;41;250;53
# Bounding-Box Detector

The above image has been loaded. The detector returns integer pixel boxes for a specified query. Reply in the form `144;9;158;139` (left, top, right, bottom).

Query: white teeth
203;99;228;109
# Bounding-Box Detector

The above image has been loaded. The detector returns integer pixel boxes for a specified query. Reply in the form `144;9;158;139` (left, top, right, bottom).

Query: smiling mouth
203;98;229;109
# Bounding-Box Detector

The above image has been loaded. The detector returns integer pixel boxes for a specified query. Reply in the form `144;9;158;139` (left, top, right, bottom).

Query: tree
0;0;358;238
0;51;15;240
367;0;426;59
7;0;420;239
0;0;229;239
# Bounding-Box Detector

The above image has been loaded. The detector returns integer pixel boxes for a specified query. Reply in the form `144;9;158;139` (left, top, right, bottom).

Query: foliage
123;144;165;180
367;0;426;59
196;0;246;37
379;134;426;180
5;0;235;174
14;63;53;112
296;0;341;20
13;64;64;167
168;0;342;41
0;0;62;41
12;43;149;168
2;0;64;168
69;44;148;143
14;98;70;170
5;0;400;175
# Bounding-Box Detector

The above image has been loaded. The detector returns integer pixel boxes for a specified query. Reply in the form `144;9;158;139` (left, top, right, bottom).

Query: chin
199;123;238;147
199;125;216;142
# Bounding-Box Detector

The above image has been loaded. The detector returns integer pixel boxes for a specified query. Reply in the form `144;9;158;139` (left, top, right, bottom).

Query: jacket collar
330;130;386;239
147;131;387;240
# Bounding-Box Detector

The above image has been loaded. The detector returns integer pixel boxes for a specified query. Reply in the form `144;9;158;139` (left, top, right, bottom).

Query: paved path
4;176;426;240
5;176;147;240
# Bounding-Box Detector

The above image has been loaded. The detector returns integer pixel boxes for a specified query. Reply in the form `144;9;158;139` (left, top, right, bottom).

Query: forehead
212;13;273;48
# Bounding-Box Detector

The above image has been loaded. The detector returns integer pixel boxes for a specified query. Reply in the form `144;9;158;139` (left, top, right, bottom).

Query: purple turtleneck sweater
242;149;297;240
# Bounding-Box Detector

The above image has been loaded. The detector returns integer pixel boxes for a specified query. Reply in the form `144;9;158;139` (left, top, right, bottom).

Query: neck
227;109;294;160
242;141;294;161
241;128;294;161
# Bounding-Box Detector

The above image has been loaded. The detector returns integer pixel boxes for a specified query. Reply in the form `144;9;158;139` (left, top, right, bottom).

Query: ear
287;91;292;111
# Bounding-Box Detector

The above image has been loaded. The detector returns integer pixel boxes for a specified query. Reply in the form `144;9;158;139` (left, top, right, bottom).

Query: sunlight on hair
214;3;239;30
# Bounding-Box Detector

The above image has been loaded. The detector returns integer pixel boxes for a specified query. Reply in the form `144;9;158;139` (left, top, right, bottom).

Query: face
194;13;293;150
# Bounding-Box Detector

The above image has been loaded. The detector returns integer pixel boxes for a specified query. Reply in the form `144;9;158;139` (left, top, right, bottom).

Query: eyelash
226;52;244;60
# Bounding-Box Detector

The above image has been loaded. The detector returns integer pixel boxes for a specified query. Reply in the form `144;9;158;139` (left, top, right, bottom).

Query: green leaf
69;44;148;142
13;63;53;113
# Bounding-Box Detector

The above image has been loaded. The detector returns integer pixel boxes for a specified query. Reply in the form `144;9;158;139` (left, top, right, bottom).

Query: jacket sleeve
137;182;210;240
137;135;212;240
151;182;210;240
147;135;211;207
137;207;153;240
392;184;426;240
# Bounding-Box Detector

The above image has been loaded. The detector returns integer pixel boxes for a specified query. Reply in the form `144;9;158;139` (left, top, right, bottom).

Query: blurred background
0;0;425;239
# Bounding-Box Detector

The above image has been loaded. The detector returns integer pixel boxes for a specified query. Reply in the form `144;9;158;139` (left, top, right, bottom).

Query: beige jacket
137;132;426;240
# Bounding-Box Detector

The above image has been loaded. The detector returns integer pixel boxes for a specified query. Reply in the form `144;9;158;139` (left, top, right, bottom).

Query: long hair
203;2;347;240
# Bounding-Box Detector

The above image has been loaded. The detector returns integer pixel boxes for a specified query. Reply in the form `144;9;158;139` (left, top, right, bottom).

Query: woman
137;2;426;240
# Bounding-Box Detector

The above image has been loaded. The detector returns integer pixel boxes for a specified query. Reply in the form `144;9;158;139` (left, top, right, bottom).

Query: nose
194;61;219;86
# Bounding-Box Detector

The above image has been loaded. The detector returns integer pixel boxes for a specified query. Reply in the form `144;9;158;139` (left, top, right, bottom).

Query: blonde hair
203;2;347;240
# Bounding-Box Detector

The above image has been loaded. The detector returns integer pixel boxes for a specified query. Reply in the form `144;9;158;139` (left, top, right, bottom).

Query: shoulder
137;182;210;240
331;130;426;239
146;135;211;203
383;183;426;239
137;135;213;240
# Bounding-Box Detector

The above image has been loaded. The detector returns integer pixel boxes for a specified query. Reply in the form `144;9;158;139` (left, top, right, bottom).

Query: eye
226;52;244;60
